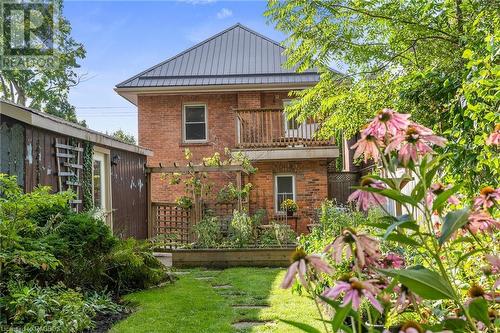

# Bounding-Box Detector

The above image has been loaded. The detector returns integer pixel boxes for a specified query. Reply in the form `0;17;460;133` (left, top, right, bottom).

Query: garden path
110;267;322;333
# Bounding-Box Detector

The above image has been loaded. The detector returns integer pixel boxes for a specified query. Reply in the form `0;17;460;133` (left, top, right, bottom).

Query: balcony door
283;100;318;140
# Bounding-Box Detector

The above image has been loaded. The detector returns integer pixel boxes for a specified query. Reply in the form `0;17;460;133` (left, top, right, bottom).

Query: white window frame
282;99;299;131
182;104;208;143
274;174;296;213
92;146;113;228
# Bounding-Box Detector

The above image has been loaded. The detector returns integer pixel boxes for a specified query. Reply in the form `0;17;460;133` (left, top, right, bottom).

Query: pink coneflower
466;210;499;234
385;124;447;165
473;186;500;210
425;183;460;208
325;229;381;267
380;252;405;269
351;133;383;163
485;254;500;289
322;278;383;313
486;124;500;146
281;248;333;289
364;108;411;138
348;177;387;211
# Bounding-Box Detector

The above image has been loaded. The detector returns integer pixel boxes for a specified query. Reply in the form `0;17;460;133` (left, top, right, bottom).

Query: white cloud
216;8;233;19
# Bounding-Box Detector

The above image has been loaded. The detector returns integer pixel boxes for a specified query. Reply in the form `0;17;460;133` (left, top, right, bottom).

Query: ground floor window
275;174;295;213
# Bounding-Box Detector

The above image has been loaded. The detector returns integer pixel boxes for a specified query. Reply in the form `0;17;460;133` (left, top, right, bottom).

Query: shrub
105;238;169;293
229;210;255;247
193;216;222;248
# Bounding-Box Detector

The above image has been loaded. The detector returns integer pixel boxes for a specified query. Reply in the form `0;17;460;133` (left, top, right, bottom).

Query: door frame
93;146;113;229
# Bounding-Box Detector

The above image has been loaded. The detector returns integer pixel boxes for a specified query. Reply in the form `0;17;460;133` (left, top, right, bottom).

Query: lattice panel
153;203;191;248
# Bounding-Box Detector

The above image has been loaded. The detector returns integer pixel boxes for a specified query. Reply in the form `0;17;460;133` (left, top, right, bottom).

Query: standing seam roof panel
116;23;323;88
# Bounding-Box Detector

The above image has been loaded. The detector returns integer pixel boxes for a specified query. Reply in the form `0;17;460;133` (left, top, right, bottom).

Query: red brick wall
247;160;328;234
138;91;291;202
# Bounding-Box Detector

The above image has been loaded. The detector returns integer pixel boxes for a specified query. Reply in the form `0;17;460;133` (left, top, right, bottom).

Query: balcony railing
234;108;333;148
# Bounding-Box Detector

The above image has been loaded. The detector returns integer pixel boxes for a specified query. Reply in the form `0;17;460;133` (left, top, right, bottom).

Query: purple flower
351;133;383;163
381;253;405;269
348;177;387;211
325;229;381;268
281;248;333;289
466;210;499;234
425;183;460;208
364;108;411;138
322;278;383;313
385;124;447;165
473;186;500;210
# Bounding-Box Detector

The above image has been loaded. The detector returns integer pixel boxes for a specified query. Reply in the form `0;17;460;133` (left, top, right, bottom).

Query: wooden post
236;171;242;211
147;171;153;239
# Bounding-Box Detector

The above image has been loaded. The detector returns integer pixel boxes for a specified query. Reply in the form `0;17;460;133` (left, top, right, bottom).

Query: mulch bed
86;309;132;333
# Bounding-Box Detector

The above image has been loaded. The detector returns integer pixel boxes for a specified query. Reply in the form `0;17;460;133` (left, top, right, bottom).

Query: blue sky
65;0;285;139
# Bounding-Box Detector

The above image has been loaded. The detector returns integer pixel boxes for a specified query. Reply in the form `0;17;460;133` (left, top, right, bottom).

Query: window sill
179;142;212;147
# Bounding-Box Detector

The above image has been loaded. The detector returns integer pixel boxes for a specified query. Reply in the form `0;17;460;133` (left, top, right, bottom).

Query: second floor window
183;104;207;142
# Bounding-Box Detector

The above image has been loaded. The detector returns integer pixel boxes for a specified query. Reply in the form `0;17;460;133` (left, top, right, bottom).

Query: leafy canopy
266;0;499;193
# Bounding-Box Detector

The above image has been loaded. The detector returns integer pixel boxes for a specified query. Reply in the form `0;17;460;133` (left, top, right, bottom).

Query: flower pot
286;210;294;217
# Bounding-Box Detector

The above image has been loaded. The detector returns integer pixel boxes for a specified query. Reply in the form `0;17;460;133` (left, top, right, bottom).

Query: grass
111;267;323;333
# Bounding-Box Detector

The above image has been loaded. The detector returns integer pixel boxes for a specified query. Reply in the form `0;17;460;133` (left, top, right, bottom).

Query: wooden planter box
167;248;295;268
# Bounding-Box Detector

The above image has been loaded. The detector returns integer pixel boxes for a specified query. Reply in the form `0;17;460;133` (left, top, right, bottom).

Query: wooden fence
328;172;360;205
150;202;192;248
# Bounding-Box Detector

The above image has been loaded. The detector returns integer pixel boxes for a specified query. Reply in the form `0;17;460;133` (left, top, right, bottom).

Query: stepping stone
232;321;271;329
172;271;190;275
194;276;214;280
212;284;232;289
232;304;269;309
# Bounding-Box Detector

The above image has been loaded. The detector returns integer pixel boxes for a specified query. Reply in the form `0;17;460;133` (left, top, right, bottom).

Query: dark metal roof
116;23;320;88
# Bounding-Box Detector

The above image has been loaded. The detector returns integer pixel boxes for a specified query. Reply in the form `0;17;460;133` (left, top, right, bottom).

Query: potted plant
280;199;298;217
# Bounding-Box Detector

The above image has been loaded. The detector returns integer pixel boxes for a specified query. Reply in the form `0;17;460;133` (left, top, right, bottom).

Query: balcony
234;108;333;148
233;108;339;161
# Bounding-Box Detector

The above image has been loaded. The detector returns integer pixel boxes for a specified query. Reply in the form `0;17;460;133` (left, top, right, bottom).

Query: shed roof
116;23;320;90
0;100;152;156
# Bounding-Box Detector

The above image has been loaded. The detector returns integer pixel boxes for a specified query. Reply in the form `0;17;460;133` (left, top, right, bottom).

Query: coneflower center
480;186;495;196
405;127;420;143
468;285;485;298
291;248;307;262
377;110;392;122
350;280;365;291
360;177;375;187
400;321;424;333
342;229;356;243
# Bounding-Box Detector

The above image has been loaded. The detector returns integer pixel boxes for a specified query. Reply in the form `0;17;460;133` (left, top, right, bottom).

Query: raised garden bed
163;248;296;268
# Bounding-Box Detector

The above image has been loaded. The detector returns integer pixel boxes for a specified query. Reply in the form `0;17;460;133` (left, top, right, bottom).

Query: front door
92;149;112;227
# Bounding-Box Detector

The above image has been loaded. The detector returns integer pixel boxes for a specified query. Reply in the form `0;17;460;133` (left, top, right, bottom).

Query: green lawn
110;267;323;333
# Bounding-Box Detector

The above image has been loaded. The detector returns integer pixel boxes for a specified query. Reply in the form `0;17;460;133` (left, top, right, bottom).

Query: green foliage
216;182;252;203
229;210;255;247
299;200;382;254
175;196;193;209
192;216;222;248
81;141;94;211
105;238;168;293
0;174;169;331
110;129;136;144
258;221;296;248
1;282;94;332
266;0;499;194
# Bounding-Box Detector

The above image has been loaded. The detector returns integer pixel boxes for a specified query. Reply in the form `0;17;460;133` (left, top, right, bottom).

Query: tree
0;0;85;123
266;0;499;193
110;130;136;145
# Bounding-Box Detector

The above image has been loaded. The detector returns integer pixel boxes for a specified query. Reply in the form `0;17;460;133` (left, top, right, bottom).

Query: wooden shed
0;100;152;239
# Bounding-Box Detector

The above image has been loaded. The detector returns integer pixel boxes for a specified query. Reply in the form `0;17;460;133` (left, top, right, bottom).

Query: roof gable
116;23;319;89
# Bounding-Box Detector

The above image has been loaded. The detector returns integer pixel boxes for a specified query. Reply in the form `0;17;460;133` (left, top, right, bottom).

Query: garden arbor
145;162;249;248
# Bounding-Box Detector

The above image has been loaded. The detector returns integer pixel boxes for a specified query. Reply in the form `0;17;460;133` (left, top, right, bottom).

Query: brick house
115;24;355;233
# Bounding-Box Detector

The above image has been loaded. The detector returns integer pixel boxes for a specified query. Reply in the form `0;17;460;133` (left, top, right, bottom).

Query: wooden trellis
146;163;248;247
